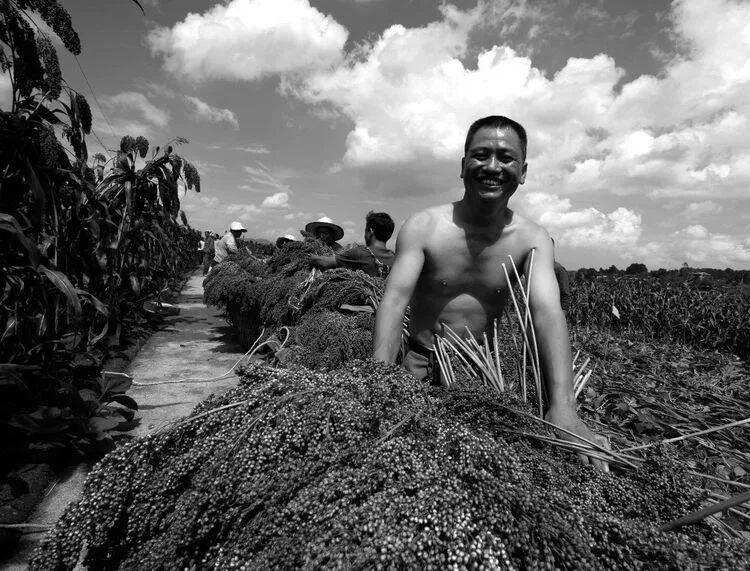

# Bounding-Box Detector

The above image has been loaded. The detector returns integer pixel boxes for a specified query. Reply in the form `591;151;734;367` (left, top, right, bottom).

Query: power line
73;54;117;143
8;0;118;156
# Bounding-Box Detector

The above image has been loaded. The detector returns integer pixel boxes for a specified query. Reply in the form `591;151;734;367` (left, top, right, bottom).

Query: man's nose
485;155;502;171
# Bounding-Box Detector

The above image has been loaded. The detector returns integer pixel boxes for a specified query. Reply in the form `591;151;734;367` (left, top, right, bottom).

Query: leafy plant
0;0;203;469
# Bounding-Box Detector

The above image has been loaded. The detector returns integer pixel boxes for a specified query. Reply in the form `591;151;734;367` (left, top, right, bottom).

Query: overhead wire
9;0;118;156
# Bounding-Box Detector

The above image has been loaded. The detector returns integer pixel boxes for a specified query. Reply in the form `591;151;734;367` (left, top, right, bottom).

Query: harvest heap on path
31;361;749;569
203;242;384;368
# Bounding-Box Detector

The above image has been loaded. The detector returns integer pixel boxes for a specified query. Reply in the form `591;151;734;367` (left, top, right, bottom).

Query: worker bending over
305;217;344;252
211;221;247;271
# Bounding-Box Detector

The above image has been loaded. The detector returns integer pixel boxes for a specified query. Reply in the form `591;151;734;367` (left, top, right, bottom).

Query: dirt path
4;271;246;568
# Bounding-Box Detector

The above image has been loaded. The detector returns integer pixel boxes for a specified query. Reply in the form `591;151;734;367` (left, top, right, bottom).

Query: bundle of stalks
432;250;618;467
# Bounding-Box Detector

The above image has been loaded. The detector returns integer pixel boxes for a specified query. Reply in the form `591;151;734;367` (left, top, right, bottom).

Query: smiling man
373;115;610;471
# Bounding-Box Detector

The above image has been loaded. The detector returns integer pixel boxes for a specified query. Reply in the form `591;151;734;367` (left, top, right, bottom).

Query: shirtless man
373;115;609;471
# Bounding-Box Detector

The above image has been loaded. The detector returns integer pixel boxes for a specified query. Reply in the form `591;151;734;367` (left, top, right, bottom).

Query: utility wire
73;54;118;143
8;0;117;156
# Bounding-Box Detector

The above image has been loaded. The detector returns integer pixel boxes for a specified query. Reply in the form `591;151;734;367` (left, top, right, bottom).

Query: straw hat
275;234;298;248
304;217;344;241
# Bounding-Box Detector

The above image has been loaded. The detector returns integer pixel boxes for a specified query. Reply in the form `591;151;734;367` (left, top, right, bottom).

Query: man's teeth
478;178;502;187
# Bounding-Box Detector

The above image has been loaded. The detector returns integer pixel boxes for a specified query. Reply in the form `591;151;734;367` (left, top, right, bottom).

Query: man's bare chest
421;236;526;294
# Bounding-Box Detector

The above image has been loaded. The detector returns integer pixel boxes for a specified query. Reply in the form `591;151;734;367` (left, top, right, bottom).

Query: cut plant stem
501;262;543;416
688;469;750;490
502;406;640;468
622;416;750;452
659;490;750;532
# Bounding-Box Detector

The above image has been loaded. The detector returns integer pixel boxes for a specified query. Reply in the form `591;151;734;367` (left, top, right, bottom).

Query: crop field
27;245;750;568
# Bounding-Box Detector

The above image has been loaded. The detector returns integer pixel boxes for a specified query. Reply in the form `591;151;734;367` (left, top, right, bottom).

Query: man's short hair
366;211;395;242
464;115;528;158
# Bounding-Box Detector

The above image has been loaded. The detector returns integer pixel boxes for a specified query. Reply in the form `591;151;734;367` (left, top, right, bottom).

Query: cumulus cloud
261;191;290;208
227;203;262;221
287;0;750;202
520;192;642;249
242;162;292;192
639;226;750;268
101;91;170;128
184;96;239;129
147;0;750;266
147;0;348;82
681;200;723;219
182;195;220;212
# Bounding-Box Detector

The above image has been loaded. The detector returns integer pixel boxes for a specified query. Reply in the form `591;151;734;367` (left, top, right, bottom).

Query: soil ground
2;271;246;569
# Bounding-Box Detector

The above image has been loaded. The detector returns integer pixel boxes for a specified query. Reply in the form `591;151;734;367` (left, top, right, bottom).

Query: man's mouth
476;176;504;188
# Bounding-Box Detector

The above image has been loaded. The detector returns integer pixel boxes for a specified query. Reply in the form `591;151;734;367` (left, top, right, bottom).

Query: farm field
29;246;750;568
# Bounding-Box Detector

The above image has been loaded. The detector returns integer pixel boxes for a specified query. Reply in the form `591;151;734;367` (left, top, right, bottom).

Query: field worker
551;238;571;311
276;234;298;249
201;231;215;276
305;217;344;252
212;221;247;269
310;211;396;278
373;115;610;471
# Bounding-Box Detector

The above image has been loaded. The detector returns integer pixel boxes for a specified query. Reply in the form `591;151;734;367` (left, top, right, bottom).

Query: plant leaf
0;213;41;267
38;265;82;317
109;394;138;410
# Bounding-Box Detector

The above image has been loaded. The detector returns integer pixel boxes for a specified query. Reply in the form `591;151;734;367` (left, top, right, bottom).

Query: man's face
317;228;334;245
461;126;527;204
230;230;243;240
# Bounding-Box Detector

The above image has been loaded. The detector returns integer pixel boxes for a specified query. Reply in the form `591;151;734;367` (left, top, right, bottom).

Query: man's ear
519;161;528;185
460;156;465;179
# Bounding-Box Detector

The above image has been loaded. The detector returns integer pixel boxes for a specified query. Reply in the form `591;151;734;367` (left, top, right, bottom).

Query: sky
4;0;750;269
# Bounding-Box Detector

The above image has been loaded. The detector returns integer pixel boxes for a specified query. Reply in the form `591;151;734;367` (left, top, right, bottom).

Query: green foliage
571;325;749;488
568;274;750;359
30;361;748;569
0;3;204;469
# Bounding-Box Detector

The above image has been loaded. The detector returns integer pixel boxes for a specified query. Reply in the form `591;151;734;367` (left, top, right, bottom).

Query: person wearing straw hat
310;211;396;278
305;217;344;252
373;115;610;471
275;234;298;249
212;221;247;269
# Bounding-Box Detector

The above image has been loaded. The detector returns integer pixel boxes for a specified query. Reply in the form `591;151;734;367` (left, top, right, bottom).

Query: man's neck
456;197;511;227
366;237;388;250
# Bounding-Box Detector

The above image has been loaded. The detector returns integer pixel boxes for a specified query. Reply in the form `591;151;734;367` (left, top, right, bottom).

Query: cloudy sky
7;0;750;269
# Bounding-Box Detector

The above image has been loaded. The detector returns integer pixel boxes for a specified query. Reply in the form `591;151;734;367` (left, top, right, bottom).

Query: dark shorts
402;340;445;386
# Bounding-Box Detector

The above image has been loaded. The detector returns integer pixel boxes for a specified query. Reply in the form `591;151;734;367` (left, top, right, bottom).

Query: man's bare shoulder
401;204;453;233
509;211;550;247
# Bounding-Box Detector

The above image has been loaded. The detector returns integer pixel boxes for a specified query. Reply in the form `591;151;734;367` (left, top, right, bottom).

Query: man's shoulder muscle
510;212;550;249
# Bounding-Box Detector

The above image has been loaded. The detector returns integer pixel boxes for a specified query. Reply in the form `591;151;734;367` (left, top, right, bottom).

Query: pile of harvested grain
31;361;748;569
286;311;375;370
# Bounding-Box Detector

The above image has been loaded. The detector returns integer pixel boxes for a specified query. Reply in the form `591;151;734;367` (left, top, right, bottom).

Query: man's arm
373;215;427;363
309;255;339;269
527;234;610;471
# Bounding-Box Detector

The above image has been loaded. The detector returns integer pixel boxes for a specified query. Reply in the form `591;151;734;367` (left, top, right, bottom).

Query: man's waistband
407;338;435;358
